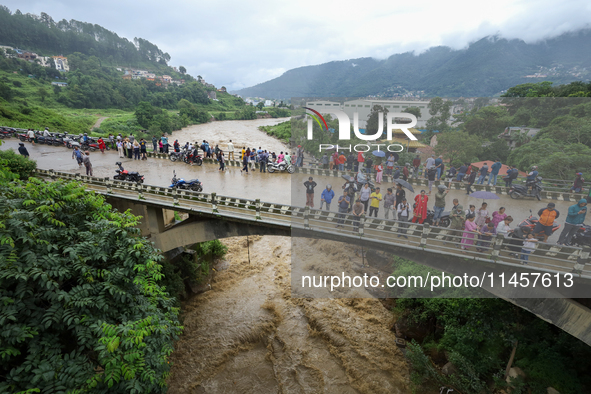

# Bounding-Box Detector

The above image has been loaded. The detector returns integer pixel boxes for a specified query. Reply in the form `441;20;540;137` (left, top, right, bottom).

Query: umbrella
393;178;414;193
469;191;499;203
372;150;386;157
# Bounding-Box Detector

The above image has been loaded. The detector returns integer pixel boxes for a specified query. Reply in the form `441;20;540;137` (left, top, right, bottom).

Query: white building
305;99;432;129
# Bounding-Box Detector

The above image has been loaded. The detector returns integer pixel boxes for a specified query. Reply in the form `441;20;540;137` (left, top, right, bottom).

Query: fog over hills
233;29;591;99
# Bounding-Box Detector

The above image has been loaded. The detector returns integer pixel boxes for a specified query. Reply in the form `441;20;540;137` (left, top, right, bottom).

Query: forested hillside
0;6;173;71
235;30;591;98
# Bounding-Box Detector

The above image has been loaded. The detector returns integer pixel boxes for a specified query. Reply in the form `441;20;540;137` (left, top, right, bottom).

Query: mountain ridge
233;29;591;98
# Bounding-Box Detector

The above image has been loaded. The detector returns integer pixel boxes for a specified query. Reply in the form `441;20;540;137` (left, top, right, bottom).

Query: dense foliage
391;258;591;394
0;149;37;179
0;166;182;393
0;6;173;69
159;240;228;303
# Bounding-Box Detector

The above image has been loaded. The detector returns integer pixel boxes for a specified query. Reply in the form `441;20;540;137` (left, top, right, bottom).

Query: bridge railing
35;168;591;279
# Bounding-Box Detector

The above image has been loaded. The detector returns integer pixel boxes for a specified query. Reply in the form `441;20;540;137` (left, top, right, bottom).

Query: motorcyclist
526;166;539;191
43;127;50;137
83;133;89;144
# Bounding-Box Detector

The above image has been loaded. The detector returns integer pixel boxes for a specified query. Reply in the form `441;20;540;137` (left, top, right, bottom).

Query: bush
0;149;37;179
0;176;182;393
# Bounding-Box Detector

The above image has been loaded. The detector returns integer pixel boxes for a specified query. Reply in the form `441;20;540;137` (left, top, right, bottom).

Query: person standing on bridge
82;151;93;176
259;150;268;173
412;154;421;179
133;140;140;160
241;152;249;175
411;190;429;224
520;233;539;264
383;188;395;220
396;198;411;238
227;140;234;161
337;190;350;228
18;142;29;157
466;167;477;194
116;139;124;158
218;152;226;172
488;159;502;186
359;183;371;213
320;184;335;211
108;134;115;150
557;199;587;246
352;198;364;232
98;137;106;154
491;207;507;229
534;203;560;243
152;135;158;152
375;162;383;184
395;184;405;208
72;146;83;167
304;177;317;208
444;204;465;246
433;185;449;227
369;187;382;217
140;138;147;160
477;163;489;185
461;214;480;253
321;153;329;169
571;173;584;194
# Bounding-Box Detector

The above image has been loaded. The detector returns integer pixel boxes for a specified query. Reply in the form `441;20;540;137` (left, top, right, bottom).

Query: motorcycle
183;149;203;166
517;209;560;240
563;224;591;247
169;149;184;162
0;127;15;139
267;159;295;174
509;176;543;201
169;170;203;192
412;204;451;227
113;162;145;183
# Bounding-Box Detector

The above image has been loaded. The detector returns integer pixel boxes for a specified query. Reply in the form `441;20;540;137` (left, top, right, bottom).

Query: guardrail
35;168;591;280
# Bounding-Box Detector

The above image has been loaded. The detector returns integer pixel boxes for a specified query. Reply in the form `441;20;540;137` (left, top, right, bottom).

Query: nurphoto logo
304;107;418;153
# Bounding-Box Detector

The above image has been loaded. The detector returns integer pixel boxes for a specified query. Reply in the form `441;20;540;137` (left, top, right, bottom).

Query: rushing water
166;236;410;394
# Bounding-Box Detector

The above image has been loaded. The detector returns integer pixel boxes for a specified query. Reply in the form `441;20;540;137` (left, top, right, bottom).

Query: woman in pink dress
491;207;507;228
461;214;481;252
375;163;383;184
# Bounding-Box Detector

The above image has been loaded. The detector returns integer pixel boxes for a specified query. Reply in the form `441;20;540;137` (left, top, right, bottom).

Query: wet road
3;136;583;234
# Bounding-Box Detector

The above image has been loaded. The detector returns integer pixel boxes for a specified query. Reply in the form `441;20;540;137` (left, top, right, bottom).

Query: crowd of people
302;172;588;262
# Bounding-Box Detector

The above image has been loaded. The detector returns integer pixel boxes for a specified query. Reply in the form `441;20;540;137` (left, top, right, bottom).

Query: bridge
35;168;591;346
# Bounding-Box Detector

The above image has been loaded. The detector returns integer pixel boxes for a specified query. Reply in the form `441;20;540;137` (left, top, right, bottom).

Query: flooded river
3;118;582;393
166;236;410;394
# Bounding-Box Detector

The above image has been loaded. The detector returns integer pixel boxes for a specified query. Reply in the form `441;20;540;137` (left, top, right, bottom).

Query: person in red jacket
411;190;429;224
97;137;106;153
412;155;421;178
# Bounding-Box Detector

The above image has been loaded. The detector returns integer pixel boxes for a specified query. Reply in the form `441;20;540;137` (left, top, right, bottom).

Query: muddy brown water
166;236;410;394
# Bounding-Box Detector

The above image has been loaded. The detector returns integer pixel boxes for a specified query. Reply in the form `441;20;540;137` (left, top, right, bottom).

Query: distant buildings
305;99;432;128
52;56;69;72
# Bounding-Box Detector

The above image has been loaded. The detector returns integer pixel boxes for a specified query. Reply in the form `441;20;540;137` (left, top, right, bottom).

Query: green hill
234;30;591;99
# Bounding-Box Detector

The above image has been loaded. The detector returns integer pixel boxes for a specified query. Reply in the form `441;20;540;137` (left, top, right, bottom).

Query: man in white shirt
425;155;435;179
227;140;234;160
43;127;50;137
396;198;411;238
27;129;36;145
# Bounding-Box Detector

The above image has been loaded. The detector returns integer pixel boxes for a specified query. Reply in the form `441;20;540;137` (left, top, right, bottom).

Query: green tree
179;66;186;75
460;106;512;140
256;102;264;110
434;131;481;164
0;173;182;393
402;106;421;119
134;101;155;129
426;97;452;133
366;105;388;136
37;86;49;103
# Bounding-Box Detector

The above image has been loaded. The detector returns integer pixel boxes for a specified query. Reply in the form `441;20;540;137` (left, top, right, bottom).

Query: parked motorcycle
412;204;451;227
113;162;144;183
566;224;591;247
517;209;560;240
509;176;543;201
183;149;203;166
267;159;295;174
0;127;15;139
169;149;184;162
169;170;203;192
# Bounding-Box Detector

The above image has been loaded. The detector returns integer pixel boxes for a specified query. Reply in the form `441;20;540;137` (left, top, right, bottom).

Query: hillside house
122;74;132;80
162;75;172;83
208;91;217;100
52;56;69;72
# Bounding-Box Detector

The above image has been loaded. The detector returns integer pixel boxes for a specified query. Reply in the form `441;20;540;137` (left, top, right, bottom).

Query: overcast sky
4;0;591;91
